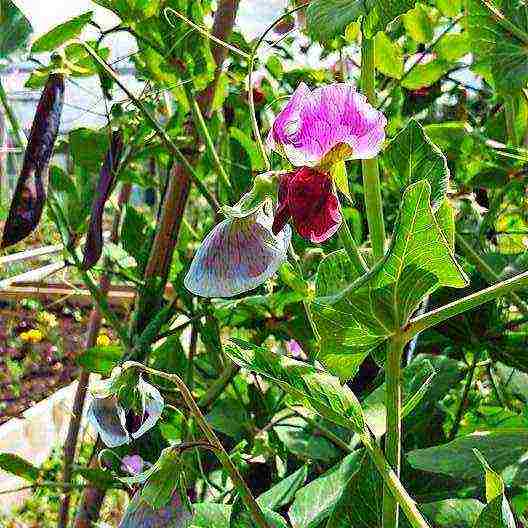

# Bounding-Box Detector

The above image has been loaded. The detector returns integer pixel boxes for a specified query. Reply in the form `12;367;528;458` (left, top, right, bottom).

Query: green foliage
31;11;93;53
77;345;123;374
0;453;40;482
0;0;32;58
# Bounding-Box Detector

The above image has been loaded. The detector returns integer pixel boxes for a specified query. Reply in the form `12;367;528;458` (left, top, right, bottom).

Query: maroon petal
1;74;64;248
81;129;124;269
288;167;342;243
272;172;292;235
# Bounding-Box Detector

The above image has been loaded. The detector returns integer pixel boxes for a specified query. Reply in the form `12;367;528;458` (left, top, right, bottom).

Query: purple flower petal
131;377;164;440
87;393;130;448
268;83;386;167
121;455;145;475
184;210;291;298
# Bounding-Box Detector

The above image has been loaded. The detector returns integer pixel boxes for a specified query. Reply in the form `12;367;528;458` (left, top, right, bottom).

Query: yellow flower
97;334;111;347
20;329;44;344
37;311;58;328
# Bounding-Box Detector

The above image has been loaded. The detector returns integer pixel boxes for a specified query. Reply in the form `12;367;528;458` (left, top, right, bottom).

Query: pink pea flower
121;454;145;475
268;82;386;242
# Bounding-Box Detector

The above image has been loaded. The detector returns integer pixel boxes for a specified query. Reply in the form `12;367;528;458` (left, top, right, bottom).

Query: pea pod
1;73;64;248
81;129;124;270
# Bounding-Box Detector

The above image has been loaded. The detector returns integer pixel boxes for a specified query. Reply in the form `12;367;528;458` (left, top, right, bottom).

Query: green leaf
403;3;433;43
374;32;404;79
313;181;467;379
326;454;381;528
75;467;123;490
466;0;528;94
206;397;249;439
385;119;450;207
401;59;452;89
474;450;516;528
436;33;470;62
141;447;185;509
435;198;456;249
315;249;362;298
274;416;342;463
0;0;32;58
31;11;93;53
230;127;265;171
435;0;461;17
288;451;363;528
257;466;308;511
407;430;528;481
0;453;40;482
77;345;122;375
69;127;109;172
225;339;365;434
192;503;232;528
121;205;150;267
420;499;484;528
306;0;415;42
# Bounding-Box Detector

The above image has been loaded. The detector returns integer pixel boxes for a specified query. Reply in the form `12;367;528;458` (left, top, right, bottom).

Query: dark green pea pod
1;73;64;248
81;129;124;270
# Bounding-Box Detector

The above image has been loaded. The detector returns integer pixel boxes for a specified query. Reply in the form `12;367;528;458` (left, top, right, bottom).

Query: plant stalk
122;361;271;528
408;269;528;337
362;433;431;528
0;77;24;147
361;37;385;262
339;215;368;275
456;233;528;316
383;334;404;528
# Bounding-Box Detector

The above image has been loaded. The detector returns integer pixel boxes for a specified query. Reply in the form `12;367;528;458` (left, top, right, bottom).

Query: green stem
0;77;24;147
82;43;219;211
122;361;270;528
361;37;385;262
339;215;368;275
190;98;234;197
383;335;404;528
504;95;518;145
477;0;528;45
456;233;528;317
408;269;528;337
362;433;430;528
198;363;240;408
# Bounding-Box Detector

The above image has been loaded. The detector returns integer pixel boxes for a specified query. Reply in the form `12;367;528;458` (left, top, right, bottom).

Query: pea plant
2;0;528;527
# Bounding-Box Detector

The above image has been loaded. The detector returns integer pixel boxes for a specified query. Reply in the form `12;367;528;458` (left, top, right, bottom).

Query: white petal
131;377;164;440
185;211;291;298
87;394;130;448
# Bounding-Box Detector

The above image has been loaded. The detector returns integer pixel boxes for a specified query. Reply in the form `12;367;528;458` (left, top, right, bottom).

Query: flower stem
122;361;271;528
456;233;528;316
0;77;24;147
504;95;518;145
360;37;385;262
382;335;404;528
339;215;368;275
362;432;431;528
408;269;528;337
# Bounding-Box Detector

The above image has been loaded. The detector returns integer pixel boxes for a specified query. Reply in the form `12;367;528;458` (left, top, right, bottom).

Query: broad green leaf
315;249;362;298
419;499;484;528
0;453;40;482
288;452;363;528
436;33;470;62
93;0;161;20
31;11;93;53
401;58;452;89
234;509;289;528
77;345;123;375
206;397;249;439
75;467;123;490
326;454;381;528
274;416;342;463
141;447;185;509
407;430;528;481
257;466;308;511
474;449;504;502
306;0;415;42
466;0;528;94
374;32;404;79
435;0;462;17
121;205;150;268
192;503;231;528
435;199;456;249
403;3;433;43
225;339;365;434
0;0;32;58
313;181;467;379
69;127;110;171
230;127;266;171
474;450;516;528
385;119;450;207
